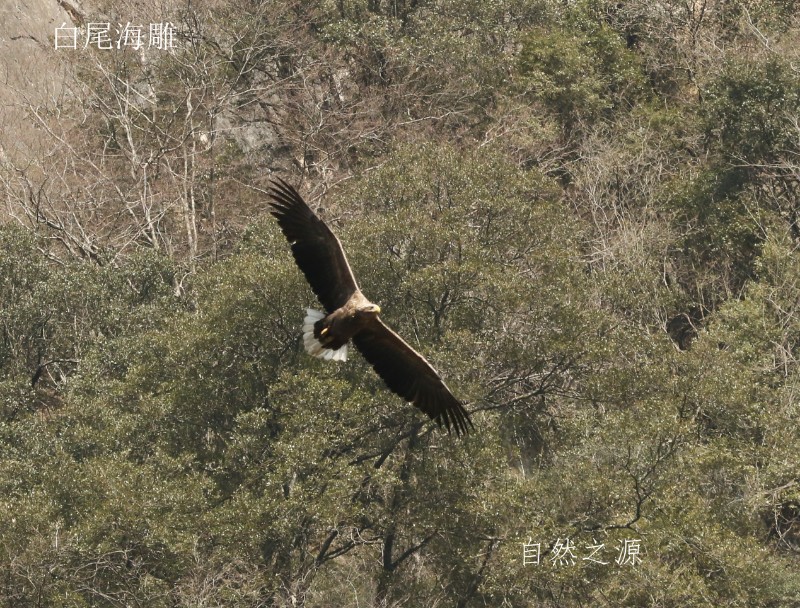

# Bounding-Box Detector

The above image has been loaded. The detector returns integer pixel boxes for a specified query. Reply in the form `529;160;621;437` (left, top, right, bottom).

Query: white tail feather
302;308;347;362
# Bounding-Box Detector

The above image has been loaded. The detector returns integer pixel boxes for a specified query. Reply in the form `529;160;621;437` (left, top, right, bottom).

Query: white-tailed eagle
267;178;473;436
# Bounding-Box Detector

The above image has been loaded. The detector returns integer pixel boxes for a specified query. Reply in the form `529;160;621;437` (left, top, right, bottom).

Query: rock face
0;0;77;163
0;0;76;43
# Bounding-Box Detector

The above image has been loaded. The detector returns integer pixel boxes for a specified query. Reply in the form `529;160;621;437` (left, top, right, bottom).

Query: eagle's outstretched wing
353;319;473;436
267;178;359;313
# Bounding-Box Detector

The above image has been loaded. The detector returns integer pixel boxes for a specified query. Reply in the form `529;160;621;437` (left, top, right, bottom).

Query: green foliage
670;173;770;301
3;0;800;605
704;56;800;167
518;9;648;128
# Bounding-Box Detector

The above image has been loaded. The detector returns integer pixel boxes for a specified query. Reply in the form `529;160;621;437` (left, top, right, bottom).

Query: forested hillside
1;0;799;605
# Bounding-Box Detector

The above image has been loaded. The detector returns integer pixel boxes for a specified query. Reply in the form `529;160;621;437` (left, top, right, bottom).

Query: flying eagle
267;178;473;436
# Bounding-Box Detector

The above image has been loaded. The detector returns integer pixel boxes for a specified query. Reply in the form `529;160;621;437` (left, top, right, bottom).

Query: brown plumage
267;178;473;436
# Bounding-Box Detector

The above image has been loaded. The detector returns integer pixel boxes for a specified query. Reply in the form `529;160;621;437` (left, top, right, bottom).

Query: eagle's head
358;303;381;316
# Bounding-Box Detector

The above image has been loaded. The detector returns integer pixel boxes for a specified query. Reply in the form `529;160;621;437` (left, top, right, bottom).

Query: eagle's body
267;178;473;436
310;294;377;351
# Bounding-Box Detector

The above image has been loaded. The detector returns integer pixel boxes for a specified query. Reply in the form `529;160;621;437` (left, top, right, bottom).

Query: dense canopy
1;0;799;606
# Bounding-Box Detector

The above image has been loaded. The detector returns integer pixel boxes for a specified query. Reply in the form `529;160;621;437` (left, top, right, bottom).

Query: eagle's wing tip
433;410;473;437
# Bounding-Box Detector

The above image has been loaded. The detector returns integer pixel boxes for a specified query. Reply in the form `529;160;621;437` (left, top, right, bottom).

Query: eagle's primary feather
267;178;473;436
